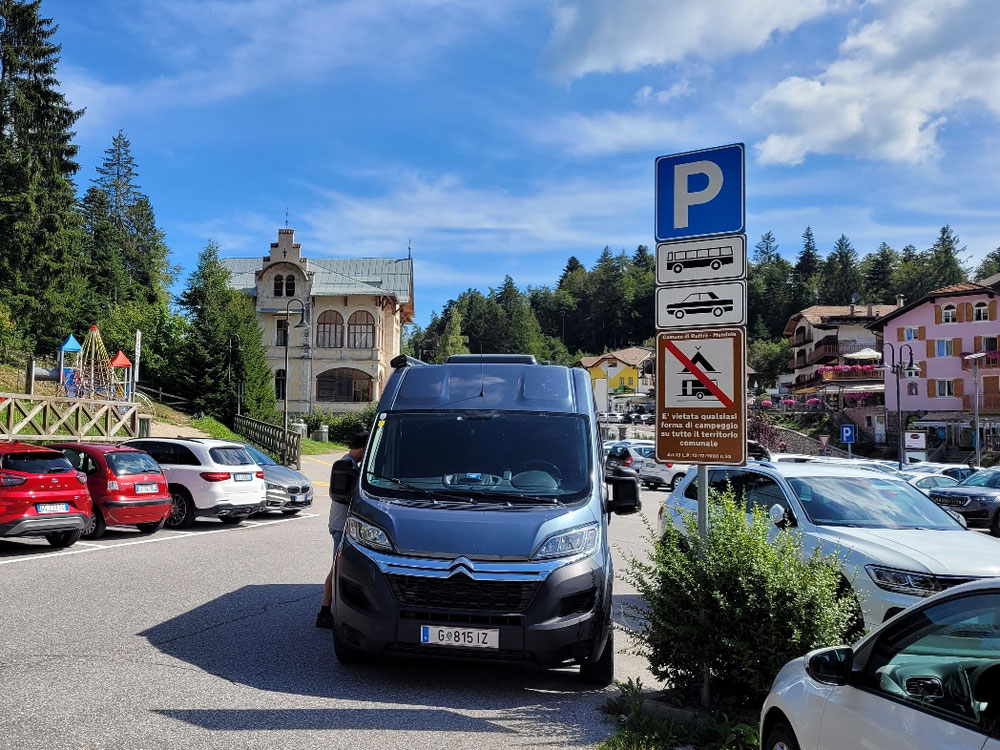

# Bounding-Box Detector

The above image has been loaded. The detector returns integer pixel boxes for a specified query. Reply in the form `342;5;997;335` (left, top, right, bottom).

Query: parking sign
840;424;855;444
655;144;745;242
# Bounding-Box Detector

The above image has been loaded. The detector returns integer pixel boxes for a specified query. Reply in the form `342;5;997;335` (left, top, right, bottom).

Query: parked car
761;578;1000;750
663;462;1000;630
122;438;265;529
0;441;91;548
927;468;1000;535
898;471;960;492
51;442;171;538
605;412;624;424
241;443;313;515
807;457;902;476
907;462;978;482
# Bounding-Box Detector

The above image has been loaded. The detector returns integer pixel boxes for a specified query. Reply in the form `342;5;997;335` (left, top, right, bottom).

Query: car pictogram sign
656;280;747;329
656;329;746;466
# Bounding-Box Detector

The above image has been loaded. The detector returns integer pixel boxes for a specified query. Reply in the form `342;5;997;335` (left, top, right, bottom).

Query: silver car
242;443;314;515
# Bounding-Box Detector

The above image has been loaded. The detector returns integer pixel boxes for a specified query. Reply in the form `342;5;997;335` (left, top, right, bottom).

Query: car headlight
534;524;599;560
347;516;394;553
265;482;282;490
865;565;939;597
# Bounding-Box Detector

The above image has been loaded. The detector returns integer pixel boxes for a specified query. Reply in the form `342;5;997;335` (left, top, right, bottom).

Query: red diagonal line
664;340;735;409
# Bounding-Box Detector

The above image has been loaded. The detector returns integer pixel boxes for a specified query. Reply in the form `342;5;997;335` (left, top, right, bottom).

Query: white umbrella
845;347;882;360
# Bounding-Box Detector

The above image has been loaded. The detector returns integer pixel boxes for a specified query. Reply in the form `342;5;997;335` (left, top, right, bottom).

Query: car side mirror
768;503;795;528
607;467;641;515
805;646;853;686
946;509;968;528
330;458;358;505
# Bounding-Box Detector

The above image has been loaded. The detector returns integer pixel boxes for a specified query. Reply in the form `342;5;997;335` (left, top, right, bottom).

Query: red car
52;443;171;539
0;441;92;548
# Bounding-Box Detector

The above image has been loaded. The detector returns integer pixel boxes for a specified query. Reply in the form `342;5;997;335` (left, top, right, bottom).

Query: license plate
934;497;965;507
420;625;498;649
36;503;70;514
135;483;158;494
234;473;252;482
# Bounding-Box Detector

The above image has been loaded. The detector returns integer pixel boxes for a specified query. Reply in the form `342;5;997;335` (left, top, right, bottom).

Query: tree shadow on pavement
140;583;618;744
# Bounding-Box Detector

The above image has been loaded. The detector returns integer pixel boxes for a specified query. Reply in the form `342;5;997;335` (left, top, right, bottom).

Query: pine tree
434;305;469;362
792;226;821;309
820;235;862;305
975;247;1000;281
0;0;86;352
891;244;929;303
924;225;967;289
753;231;779;264
860;242;898;303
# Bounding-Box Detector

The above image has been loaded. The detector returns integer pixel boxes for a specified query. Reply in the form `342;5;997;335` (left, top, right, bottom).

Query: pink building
870;280;1000;415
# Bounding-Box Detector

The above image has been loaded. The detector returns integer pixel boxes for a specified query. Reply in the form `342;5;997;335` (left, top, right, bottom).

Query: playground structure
59;325;133;402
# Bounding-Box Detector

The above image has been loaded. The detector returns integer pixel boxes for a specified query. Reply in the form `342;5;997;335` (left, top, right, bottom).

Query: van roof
383;358;588;413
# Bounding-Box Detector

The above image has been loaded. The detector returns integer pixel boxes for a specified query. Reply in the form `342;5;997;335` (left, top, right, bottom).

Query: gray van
329;354;640;685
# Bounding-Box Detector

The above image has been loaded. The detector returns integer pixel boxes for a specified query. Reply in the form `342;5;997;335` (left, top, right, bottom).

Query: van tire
580;630;614;687
166;486;196;529
333;626;368;665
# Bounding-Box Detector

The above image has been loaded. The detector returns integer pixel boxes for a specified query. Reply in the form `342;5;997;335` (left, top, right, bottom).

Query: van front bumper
333;538;612;668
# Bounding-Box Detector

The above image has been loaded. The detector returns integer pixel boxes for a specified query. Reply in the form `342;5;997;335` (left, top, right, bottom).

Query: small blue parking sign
655;144;745;242
840;424;856;444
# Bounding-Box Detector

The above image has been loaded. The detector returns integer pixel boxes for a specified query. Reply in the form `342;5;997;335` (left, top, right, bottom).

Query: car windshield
208;446;254;466
106;451;161;476
786;475;960;529
0;451;75;473
242;444;277;466
958;471;999;488
363;411;592;504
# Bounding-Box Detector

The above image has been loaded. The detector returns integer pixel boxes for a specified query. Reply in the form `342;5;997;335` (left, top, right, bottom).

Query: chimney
896;294;904;308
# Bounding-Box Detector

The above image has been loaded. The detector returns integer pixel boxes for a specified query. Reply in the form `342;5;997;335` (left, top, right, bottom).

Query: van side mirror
606;467;641;515
805;646;853;686
330;458;358;504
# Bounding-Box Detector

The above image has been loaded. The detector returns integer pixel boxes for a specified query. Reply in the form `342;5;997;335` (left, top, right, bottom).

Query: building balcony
790;331;814;347
964;394;1000;413
796;367;885;390
961;355;1000;371
805;342;871;365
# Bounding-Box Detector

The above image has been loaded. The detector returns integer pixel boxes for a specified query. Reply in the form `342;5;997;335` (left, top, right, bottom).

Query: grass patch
301;437;348;455
191;416;241;441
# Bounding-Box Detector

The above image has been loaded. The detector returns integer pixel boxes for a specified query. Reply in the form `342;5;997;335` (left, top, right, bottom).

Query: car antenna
479;339;485;398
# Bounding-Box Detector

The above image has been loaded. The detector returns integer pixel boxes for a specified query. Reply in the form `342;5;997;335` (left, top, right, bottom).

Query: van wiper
365;470;478;504
452;488;564;505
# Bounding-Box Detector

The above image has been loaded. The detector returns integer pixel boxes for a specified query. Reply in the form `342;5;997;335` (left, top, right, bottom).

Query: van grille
387;574;539;612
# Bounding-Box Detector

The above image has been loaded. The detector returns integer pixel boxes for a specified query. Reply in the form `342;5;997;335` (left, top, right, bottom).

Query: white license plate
420;625;498;649
36;503;70;514
234;473;252;482
135;483;158;494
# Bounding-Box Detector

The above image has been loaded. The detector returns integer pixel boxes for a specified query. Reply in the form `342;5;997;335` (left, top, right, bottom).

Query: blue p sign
840;424;856;444
655;144;745;242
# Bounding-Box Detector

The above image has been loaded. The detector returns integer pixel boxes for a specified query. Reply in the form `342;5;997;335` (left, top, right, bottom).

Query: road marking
0;513;321;567
314;481;329;487
303;455;334;466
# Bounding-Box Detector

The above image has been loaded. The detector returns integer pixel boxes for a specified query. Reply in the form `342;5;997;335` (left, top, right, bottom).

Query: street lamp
282;299;309;453
964;352;986;468
880;342;919;471
228;334;243;416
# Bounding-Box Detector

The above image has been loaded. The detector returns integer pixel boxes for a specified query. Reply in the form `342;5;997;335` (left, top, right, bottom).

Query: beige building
222;228;414;414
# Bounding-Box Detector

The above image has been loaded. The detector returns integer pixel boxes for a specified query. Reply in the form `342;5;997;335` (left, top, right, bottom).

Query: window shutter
919;361;927;378
966;302;974;321
934;305;942;324
897;327;904;342
957;304;965;323
976;336;983;352
990;300;997;320
954;379;964;397
926;340;935;358
918;325;926;340
927;379;936;397
952;337;962;355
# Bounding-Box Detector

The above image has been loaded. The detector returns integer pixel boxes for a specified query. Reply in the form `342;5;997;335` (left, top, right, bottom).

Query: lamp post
964;352;986;468
282;299;309;453
228;334;242;416
880;342;918;471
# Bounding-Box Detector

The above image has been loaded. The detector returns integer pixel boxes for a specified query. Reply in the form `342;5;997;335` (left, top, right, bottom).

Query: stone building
222;228;414;414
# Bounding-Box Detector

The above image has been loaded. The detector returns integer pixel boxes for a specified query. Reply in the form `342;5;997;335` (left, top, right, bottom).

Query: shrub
623;492;861;712
301;403;378;442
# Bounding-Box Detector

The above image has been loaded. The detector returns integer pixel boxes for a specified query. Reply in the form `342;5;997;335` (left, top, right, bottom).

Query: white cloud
634;81;692;105
534;110;706;156
753;0;1000;164
544;0;845;78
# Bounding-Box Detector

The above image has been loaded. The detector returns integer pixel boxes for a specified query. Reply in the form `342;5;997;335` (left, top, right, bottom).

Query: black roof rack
445;354;538;365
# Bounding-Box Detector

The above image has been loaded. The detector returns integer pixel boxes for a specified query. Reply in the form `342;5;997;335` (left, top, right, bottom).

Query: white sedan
761;578;1000;750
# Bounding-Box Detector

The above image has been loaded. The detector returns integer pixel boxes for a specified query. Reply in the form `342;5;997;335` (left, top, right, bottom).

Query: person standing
316;430;368;629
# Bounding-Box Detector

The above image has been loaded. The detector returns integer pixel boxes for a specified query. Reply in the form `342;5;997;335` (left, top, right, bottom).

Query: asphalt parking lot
0;453;656;750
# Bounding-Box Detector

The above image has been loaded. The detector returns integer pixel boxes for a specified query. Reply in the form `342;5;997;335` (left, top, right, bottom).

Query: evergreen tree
791;226;822;310
747;231;794;340
892;244;932;303
820;235;862;305
974;247;1000;281
753;231;779;264
229;292;276;421
434;306;469;362
860;242;897;303
924;225;967;289
0;0;86;352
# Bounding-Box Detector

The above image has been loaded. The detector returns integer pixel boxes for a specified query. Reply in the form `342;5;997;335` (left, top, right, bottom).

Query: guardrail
0;391;144;441
233;414;301;469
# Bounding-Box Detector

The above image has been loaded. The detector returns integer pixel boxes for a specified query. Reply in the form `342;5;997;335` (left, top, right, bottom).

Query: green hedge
301;403;377;443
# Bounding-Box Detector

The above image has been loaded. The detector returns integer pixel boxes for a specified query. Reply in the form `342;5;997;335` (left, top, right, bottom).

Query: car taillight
666;463;673;468
76;472;87;485
255;471;264;479
622;456;632;466
200;472;231;482
107;480;120;491
0;472;27;487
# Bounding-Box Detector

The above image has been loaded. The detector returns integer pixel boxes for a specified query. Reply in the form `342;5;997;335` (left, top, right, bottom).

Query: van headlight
347;516;394;553
865;565;938;597
534;524;598;560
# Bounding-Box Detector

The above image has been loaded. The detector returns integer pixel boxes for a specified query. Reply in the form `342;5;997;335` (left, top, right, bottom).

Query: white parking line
0;513;321;567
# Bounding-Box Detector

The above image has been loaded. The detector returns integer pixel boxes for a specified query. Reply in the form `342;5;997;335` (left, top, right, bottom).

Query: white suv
123;438;265;528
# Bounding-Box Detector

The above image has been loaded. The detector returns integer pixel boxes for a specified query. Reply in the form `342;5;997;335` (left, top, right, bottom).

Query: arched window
316;311;344;348
273;275;284;297
285;275;295;297
316;368;372;402
275;369;286;400
975;302;989;321
276;319;288;347
347;311;375;348
942;304;957;323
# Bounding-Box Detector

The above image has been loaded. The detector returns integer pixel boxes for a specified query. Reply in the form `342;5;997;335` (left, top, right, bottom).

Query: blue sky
49;0;1000;326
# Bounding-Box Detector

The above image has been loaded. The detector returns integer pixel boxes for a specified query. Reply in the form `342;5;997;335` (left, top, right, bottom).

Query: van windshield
363;411;592;505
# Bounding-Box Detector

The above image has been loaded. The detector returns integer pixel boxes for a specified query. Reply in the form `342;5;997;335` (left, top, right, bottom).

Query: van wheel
333;626;368;665
137;519;165;535
45;530;81;549
166;487;196;529
82;506;107;540
764;722;800;750
580;630;614;686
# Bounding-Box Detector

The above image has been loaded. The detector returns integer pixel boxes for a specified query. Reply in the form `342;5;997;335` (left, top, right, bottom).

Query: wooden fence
0;391;146;442
233;414;301;469
136;384;192;409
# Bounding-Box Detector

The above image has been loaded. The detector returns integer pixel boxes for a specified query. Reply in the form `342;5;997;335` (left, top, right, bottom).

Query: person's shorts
330;529;344;559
